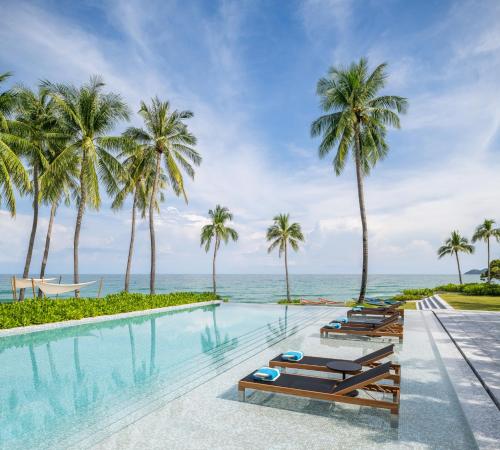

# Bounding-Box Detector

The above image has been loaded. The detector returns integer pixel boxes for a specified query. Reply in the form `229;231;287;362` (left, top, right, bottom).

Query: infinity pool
0;303;331;449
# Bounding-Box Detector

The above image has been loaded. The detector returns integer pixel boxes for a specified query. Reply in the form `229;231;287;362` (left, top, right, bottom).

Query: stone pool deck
79;309;500;450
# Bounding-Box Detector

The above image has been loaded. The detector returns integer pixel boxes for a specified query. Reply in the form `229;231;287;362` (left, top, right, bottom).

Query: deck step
416;294;453;311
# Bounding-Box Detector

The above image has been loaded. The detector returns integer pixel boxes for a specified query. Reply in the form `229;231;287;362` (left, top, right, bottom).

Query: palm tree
266;214;304;302
43;76;129;297
0;72;29;216
38;142;78;286
13;87;66;300
437;231;475;284
472;219;500;283
124;97;201;294
112;137;167;292
311;58;408;303
200;205;238;296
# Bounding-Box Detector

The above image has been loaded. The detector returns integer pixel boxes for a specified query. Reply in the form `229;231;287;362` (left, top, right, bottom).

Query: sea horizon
1;273;481;302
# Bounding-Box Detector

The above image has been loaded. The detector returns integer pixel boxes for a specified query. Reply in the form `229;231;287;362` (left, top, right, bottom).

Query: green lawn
440;293;500;311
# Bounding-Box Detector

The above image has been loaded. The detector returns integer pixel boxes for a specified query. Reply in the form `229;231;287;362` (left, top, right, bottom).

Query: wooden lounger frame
238;363;400;427
320;315;403;341
268;345;401;384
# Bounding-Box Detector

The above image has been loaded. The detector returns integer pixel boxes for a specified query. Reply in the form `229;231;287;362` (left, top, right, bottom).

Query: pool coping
0;300;222;337
424;310;500;449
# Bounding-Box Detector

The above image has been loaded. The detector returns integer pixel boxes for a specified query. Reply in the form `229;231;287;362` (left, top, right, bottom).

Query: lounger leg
239;388;245;402
390;413;399;428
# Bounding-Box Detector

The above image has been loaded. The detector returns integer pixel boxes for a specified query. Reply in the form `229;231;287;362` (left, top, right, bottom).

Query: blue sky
1;0;500;275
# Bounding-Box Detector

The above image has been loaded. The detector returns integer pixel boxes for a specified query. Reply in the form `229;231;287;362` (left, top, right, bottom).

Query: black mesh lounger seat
331;312;401;327
320;314;403;341
348;302;405;318
238;362;400;427
268;344;400;383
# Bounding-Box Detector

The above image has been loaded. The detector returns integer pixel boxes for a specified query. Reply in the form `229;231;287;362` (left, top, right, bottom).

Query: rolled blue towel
253;367;280;382
326;322;342;329
352;306;364;311
329;317;348;324
281;351;304;361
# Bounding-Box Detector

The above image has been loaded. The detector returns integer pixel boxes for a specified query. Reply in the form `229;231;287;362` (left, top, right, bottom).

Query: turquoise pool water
0;303;331;449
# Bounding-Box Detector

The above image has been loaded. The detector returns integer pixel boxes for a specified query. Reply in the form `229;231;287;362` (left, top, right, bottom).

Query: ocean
0;273;480;303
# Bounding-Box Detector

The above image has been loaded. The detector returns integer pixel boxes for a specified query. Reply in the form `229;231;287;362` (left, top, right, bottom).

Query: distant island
465;269;485;275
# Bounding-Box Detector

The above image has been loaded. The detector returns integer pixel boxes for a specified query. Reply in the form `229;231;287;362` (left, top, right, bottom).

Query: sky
0;0;500;275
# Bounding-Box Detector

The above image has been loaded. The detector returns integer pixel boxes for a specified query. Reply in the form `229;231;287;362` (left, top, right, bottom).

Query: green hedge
434;283;500;296
0;292;218;329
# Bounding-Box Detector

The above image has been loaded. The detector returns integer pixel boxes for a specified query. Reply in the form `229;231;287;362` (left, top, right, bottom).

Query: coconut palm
38;142;79;286
0;72;29;216
112;138;167;292
266;214;304;302
13;87;67;300
311;58;408;303
42;76;129;296
200;205;238;296
124;97;201;294
472;219;500;283
437;231;475;285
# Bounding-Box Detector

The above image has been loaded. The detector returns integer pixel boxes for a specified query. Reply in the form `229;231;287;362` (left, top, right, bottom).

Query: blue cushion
352;306;364;311
326;322;342;329
281;351;304;361
253;367;280;381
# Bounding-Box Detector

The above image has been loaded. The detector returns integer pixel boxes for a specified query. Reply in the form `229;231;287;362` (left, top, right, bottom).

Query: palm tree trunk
124;190;138;292
212;236;218;295
487;237;491;283
284;241;290;302
354;126;368;303
38;201;57;298
74;151;88;298
149;152;161;295
455;250;463;285
20;163;39;301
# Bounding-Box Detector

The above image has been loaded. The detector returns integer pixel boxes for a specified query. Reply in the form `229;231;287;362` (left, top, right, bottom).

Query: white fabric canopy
37;281;95;295
13;278;56;288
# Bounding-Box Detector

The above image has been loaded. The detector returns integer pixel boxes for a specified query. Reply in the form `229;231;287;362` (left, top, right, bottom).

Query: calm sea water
0;273;480;303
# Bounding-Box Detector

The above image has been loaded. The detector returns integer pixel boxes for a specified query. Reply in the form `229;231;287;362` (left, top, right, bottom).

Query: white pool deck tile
87;309;494;450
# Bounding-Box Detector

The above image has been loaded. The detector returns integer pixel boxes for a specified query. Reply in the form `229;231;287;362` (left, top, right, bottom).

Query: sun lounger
320;314;403;341
269;344;400;383
238;362;400;427
348;302;404;318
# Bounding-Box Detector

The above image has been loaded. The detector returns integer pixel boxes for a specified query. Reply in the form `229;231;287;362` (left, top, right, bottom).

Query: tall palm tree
124;97;201;294
0;72;29;216
43;76;129;296
266;214;304;302
438;231;475;285
38;142;78;286
200;205;238;296
311;58;408;303
13;87;66;300
472;219;500;283
112;137;167;292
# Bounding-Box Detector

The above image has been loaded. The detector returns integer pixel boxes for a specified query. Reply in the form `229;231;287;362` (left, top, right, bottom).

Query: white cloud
0;0;499;278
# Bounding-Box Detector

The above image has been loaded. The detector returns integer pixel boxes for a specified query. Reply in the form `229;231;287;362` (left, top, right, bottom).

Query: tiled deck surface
435;311;500;407
84;309;497;450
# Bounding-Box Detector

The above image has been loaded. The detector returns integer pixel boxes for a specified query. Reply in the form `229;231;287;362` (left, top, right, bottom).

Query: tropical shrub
0;292;218;329
434;283;464;292
461;283;500;296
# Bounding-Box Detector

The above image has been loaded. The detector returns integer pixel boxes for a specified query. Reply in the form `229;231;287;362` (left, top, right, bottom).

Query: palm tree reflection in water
200;306;238;371
266;306;298;345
